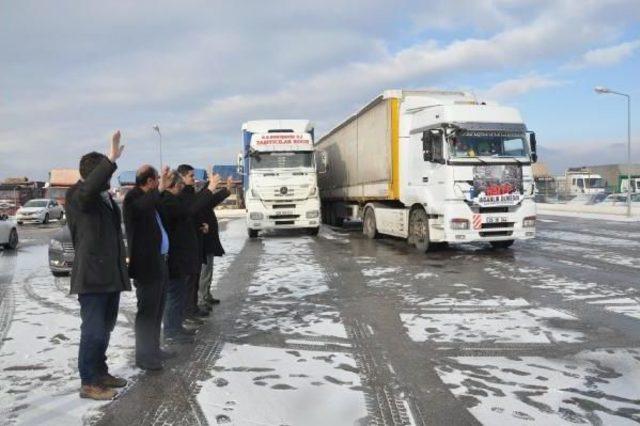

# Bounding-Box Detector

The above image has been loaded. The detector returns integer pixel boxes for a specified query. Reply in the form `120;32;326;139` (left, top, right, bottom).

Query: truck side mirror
317;151;328;174
529;132;538;163
236;153;245;175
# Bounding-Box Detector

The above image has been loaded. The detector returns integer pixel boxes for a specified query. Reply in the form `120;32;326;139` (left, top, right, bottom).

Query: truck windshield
449;133;528;158
586;178;604;188
250;152;313;169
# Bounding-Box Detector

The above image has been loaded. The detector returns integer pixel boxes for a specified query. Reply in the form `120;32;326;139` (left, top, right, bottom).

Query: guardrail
537;203;640;217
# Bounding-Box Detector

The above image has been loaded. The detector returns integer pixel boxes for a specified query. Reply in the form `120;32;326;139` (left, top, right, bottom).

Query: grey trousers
198;253;215;305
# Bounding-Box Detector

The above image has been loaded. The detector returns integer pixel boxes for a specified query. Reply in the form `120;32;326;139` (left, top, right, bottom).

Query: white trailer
316;90;538;251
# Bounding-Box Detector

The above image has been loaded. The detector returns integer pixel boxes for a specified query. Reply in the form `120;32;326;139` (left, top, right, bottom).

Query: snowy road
1;215;640;425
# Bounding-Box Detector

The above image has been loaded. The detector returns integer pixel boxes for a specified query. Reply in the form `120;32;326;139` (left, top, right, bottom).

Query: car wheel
59;211;64;220
43;213;49;224
4;228;18;250
248;229;259;238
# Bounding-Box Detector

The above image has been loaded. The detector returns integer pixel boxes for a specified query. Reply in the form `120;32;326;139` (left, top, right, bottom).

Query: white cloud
568;39;640;69
480;74;565;101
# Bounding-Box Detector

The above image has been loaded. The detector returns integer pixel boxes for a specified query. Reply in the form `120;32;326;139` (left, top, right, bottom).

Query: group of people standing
65;131;230;400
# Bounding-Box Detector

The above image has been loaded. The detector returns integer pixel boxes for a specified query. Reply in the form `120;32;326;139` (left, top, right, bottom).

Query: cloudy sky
1;0;639;180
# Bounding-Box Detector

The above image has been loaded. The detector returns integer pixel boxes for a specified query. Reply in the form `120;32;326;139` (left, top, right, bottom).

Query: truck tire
3;228;18;250
307;227;320;236
363;207;379;239
409;208;430;252
490;240;514;249
248;229;259;239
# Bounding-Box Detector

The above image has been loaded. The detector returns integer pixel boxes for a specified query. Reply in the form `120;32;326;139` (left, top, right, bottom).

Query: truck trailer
239;119;321;238
316;90;537;251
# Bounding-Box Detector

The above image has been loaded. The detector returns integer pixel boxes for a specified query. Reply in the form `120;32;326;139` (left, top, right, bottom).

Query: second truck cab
239;120;321;238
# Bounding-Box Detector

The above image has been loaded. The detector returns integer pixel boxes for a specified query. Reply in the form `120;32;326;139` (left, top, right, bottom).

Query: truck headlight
450;218;469;230
249;212;263;220
251;188;258;198
306;210;319;219
523;216;536;228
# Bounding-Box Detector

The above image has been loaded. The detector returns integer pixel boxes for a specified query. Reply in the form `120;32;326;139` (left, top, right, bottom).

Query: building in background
584;164;640;194
0;177;46;215
46;169;80;206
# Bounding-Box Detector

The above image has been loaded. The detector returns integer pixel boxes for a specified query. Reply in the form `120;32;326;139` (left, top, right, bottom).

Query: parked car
0;213;19;250
49;225;74;276
16;198;64;224
49;220;128;277
601;193;640;205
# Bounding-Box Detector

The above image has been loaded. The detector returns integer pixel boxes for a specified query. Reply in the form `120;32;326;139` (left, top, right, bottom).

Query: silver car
16;199;64;225
0;213;18;250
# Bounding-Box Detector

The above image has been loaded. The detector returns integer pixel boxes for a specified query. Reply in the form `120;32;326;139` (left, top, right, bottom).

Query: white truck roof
242;119;314;134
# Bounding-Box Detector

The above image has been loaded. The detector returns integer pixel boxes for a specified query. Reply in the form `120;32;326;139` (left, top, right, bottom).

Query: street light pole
153;125;163;170
594;87;632;217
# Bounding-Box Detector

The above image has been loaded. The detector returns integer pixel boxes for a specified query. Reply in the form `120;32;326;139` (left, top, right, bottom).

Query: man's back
65;157;130;295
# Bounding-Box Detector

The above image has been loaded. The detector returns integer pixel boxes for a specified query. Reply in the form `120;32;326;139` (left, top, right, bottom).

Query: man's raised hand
159;166;171;192
208;168;221;191
108;130;125;162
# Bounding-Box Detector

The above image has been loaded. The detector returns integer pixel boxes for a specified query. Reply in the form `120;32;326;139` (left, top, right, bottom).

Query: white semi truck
316;90;538;251
239;120;321;238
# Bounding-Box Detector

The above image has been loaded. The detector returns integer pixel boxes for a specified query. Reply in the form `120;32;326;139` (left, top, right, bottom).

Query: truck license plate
485;216;508;224
275;210;294;216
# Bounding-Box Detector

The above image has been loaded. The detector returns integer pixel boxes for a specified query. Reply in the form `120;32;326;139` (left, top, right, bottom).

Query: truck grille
481;222;514;229
480;231;513;237
479;207;509;213
275;220;295;225
269;214;300;220
273;204;296;209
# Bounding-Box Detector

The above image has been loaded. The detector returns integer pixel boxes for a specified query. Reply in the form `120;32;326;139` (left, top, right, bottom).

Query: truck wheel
248;229;259;239
363;207;379;239
307;227;319;236
409;208;430;252
3;228;18;250
490;240;514;249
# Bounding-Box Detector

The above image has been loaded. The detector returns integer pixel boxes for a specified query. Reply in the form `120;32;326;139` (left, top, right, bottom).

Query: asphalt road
1;216;639;425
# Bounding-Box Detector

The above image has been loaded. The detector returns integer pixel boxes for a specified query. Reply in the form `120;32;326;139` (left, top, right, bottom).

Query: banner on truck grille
468;165;524;206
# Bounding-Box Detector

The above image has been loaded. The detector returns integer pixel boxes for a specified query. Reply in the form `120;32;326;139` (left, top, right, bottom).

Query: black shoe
193;308;210;317
160;349;178;360
205;296;220;305
136;360;163;370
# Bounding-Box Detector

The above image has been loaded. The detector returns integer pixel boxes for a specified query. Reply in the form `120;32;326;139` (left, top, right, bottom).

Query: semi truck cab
239;120;321;238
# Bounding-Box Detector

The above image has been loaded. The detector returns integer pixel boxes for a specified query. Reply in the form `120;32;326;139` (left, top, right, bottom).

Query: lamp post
153;125;163;170
595;86;632;217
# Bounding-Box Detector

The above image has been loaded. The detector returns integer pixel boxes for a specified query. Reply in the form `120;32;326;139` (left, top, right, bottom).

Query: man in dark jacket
176;164;211;320
65;130;130;401
161;170;219;340
198;174;232;309
123;164;173;369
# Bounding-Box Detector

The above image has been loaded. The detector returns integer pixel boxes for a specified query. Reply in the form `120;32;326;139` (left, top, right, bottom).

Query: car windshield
24;200;48;207
449;133;528;158
250;152;313;169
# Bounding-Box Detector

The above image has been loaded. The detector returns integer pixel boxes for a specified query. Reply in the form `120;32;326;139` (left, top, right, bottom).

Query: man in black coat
123;164;173;369
160;170;219;340
65;131;130;401
198;173;232;309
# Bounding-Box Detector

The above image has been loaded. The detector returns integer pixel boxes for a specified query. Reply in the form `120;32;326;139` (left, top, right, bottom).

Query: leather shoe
205;297;221;305
80;384;118;400
98;373;127;388
193;308;210;317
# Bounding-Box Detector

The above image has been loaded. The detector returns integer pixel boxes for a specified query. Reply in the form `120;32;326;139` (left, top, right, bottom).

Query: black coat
160;188;215;278
65;158;130;294
199;188;230;257
123;186;164;283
